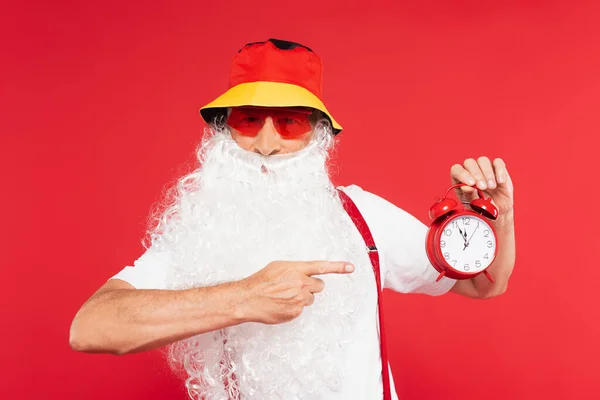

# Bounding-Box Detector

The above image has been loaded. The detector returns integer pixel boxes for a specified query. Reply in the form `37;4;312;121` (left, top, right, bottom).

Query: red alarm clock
426;183;499;283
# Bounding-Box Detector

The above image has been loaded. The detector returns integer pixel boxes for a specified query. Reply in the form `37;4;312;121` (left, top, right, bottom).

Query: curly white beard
150;122;374;399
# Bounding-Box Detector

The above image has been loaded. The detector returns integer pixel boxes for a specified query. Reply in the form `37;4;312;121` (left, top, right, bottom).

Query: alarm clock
426;183;499;283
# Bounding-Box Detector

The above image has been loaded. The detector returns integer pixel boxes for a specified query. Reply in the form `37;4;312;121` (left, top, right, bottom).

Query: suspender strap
338;189;392;400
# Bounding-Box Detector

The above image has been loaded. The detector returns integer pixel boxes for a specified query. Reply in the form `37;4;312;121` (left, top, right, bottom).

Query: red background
1;1;598;399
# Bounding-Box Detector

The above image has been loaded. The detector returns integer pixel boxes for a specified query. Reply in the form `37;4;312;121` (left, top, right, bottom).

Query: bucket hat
200;38;342;134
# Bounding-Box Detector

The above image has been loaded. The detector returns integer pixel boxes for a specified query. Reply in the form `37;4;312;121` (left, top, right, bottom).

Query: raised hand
237;260;354;325
450;157;514;216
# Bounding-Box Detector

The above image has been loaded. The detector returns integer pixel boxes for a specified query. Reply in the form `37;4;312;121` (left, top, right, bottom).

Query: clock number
484;253;489;259
440;240;446;248
444;229;452;236
452;260;457;268
464;263;470;271
484;230;490;238
464;217;471;225
444;252;450;259
487;240;493;248
475;260;481;268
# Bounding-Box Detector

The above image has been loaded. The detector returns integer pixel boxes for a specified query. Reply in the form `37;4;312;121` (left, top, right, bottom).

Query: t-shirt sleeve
109;246;171;290
340;185;456;296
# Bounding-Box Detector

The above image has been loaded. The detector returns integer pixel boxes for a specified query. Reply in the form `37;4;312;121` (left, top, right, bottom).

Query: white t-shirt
110;184;456;400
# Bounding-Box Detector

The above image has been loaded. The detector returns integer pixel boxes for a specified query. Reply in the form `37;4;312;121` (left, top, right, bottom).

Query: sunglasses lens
227;108;265;136
273;111;312;138
228;107;312;138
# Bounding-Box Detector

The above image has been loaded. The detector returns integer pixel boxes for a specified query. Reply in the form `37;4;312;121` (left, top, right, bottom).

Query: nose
252;117;281;156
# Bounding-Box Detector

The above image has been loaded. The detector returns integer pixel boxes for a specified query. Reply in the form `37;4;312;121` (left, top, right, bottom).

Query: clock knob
470;198;499;220
429;198;459;220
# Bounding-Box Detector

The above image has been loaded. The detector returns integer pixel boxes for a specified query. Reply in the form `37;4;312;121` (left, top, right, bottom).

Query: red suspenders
338;189;392;400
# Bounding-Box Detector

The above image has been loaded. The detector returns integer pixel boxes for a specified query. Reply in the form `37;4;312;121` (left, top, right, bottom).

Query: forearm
471;209;516;298
70;281;247;355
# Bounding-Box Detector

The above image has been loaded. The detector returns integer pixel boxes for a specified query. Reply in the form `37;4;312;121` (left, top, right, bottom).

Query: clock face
439;215;496;274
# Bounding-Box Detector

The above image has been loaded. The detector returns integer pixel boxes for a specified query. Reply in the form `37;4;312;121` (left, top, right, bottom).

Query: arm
450;209;515;299
69;278;247;355
69;260;352;355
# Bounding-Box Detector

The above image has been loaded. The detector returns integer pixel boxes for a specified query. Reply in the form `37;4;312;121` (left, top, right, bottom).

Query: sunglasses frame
227;106;316;138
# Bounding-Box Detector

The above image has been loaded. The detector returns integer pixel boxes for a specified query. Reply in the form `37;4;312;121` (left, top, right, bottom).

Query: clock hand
464;221;480;250
457;218;468;250
457;224;465;242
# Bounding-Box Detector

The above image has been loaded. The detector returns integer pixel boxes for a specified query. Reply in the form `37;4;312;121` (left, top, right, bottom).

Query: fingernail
497;175;504;184
345;264;354;272
487;179;496;189
467;177;476;185
478;180;487;189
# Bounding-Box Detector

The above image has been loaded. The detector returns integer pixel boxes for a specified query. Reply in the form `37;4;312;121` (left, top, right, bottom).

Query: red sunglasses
227;106;314;138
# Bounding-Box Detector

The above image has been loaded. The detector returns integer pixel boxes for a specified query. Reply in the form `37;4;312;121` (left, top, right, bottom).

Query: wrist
493;208;514;228
229;279;254;324
188;280;253;327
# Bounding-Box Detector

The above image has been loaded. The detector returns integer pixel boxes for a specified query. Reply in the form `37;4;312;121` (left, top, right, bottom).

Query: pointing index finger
299;261;355;276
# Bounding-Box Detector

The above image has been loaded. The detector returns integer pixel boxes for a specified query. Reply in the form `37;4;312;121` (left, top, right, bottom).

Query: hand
450;157;514;216
237;260;355;325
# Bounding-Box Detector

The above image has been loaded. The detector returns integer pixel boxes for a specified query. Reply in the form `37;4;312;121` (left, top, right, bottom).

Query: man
70;39;515;400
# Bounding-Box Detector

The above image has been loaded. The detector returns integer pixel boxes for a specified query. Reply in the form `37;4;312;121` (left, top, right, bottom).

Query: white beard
152;126;374;399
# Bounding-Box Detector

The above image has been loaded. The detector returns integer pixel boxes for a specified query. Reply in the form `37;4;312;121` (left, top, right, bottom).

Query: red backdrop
2;1;598;399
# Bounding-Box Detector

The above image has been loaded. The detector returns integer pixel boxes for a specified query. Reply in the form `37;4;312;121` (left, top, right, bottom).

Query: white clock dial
439;215;496;273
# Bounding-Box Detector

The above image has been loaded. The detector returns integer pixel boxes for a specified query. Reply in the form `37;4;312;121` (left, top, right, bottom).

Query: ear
309;109;323;126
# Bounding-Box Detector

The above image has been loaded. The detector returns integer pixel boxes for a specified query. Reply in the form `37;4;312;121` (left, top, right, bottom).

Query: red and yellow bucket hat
200;38;343;135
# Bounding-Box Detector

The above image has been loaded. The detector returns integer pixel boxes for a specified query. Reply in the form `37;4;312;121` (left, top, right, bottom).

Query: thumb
458;185;479;202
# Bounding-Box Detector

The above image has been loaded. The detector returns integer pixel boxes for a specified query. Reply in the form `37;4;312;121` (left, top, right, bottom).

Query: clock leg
436;271;446;282
483;270;494;283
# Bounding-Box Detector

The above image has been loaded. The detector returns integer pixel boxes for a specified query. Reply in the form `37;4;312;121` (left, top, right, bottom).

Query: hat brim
199;81;342;135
